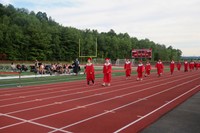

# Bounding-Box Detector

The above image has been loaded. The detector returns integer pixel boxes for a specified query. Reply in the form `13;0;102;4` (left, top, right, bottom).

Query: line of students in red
84;58;200;86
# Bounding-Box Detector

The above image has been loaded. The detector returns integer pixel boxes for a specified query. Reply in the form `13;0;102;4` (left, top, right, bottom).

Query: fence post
17;71;22;87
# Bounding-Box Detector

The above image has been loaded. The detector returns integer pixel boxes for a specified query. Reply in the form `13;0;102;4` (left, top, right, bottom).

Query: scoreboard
132;49;152;58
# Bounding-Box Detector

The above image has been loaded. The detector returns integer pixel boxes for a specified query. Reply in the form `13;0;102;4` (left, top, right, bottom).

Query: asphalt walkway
141;91;200;133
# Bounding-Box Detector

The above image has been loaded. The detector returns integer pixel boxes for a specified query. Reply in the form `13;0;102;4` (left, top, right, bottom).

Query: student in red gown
85;58;95;85
184;60;189;72
155;59;164;77
124;58;132;79
189;60;195;71
170;60;175;75
176;60;182;71
102;58;112;86
137;60;145;81
144;60;151;77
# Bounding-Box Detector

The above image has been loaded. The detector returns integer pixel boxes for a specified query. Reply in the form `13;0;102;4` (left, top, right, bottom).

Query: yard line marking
46;78;200;133
5;73;199;115
1;72;193;108
0;113;72;133
113;84;200;133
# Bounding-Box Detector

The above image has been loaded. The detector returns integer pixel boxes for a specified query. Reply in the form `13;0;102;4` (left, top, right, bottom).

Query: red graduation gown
145;63;151;75
176;63;181;71
155;62;164;75
137;64;145;78
124;61;131;77
103;63;112;83
85;63;95;81
170;61;175;74
184;61;189;71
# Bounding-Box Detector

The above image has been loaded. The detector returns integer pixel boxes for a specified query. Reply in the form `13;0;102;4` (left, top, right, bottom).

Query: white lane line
0;75;126;96
1;72;192;108
6;74;198;114
113;84;200;133
47;78;200;133
0;122;25;130
5;73;197;115
77;106;86;109
104;110;115;113
0;113;72;133
0;76;134;103
0;71;186;102
1;75;198;131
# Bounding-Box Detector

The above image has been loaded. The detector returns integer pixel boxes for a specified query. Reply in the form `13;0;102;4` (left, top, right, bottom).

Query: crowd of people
33;59;80;75
10;62;28;72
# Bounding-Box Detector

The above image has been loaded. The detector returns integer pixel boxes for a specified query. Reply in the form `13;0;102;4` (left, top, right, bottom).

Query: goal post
79;38;98;58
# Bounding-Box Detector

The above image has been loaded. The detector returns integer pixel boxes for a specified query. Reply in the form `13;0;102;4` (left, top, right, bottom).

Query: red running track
0;70;200;133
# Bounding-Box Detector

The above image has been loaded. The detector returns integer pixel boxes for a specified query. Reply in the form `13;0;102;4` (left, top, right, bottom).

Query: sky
1;0;200;56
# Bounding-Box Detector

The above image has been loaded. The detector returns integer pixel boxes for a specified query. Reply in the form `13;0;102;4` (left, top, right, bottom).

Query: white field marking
0;113;72;133
5;73;196;115
104;110;115;113
137;115;143;118
54;102;63;104
0;70;184;96
48;78;200;133
0;74;197;131
28;75;197;121
5;73;199;115
0;121;25;130
77;106;86;109
0;71;185;99
138;98;147;101
0;74;137;102
0;74;127;94
35;99;42;101
0;72;190;108
18;96;25;98
113;84;200;133
0;80;84;94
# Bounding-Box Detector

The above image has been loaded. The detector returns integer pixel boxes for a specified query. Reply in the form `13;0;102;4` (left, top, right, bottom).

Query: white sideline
0;73;85;80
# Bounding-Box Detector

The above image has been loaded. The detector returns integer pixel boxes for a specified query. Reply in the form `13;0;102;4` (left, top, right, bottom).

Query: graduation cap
87;57;92;61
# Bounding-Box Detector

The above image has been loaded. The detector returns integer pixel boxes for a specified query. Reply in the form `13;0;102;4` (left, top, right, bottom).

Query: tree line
0;4;182;61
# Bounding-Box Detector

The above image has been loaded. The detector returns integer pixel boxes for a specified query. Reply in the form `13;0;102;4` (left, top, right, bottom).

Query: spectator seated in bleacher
39;63;45;74
21;64;28;72
16;64;21;71
11;62;17;72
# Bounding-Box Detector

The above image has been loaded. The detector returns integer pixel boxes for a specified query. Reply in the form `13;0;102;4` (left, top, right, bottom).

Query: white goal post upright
79;38;98;58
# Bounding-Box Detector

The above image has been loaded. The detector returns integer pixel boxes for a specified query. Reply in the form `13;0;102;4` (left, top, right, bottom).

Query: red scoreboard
132;48;152;58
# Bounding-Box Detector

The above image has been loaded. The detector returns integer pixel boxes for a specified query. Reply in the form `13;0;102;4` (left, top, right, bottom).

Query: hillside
0;4;182;61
